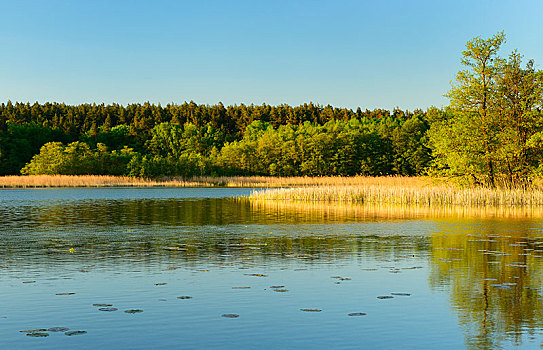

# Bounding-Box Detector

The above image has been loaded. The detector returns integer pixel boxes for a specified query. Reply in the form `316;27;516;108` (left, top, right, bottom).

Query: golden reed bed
250;183;543;207
0;175;432;188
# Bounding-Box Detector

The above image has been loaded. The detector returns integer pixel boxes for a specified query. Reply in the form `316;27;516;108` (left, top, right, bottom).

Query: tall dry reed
250;184;543;207
0;175;434;188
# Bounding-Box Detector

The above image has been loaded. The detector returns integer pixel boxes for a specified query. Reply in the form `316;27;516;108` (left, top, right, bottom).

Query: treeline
0;102;431;177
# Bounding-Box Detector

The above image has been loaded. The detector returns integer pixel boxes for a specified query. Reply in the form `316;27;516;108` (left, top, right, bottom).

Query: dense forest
0;101;431;177
1;32;542;186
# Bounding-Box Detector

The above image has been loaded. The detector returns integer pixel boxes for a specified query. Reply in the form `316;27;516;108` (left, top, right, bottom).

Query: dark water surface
2;188;543;349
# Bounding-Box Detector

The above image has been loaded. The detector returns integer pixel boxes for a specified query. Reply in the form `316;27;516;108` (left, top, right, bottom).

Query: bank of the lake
0;174;434;188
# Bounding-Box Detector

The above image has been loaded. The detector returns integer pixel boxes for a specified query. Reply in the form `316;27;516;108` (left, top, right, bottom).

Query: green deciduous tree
429;32;543;186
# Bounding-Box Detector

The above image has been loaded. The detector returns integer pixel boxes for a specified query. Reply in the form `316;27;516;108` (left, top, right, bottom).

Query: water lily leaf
26;332;49;337
93;303;113;307
300;308;322;312
377;296;394;299
65;330;87;336
55;292;75;295
177;296;192;299
98;307;118;312
348;312;367;316
48;327;69;332
124;309;143;314
490;284;511;289
19;329;47;333
221;314;239;318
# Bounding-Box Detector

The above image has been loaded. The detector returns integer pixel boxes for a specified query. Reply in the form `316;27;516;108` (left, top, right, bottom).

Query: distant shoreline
0;175;428;189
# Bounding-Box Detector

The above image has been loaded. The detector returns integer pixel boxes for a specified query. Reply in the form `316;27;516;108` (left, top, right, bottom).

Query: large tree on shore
429;32;543;186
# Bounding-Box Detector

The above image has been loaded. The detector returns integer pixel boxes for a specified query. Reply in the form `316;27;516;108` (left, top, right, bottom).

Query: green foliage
0;123;67;175
429;32;543;186
21;142;138;176
2;101;435;178
215;118;429;176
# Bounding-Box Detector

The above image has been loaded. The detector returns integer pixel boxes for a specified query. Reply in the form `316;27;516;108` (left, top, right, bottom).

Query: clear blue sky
1;0;542;111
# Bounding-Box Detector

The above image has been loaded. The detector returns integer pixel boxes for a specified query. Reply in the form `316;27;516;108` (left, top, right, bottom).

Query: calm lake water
2;188;543;349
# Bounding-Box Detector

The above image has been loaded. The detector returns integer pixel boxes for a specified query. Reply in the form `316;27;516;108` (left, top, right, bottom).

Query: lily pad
269;285;285;289
232;287;251;289
93;303;113;307
26;332;49;337
490;284;511;289
124;309;143;314
65;330;87;336
154;283;167;286
19;329;47;333
98;307;118;312
244;273;268;277
55;292;75;295
377;296;394;299
391;293;411;296
22;281;36;284
221;314;239;318
348;312;367;316
273;289;289;292
300;308;322;312
48;327;69;332
177;296;193;299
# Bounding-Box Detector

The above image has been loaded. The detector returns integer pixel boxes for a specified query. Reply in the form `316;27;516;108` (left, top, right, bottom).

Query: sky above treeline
1;0;542;111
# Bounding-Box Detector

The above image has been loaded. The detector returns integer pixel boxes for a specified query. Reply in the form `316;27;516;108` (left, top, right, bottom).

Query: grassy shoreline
0;175;433;189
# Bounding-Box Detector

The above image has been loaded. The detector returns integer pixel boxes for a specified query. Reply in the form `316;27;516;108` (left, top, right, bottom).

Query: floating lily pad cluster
18;256;422;342
92;303;143;313
20;327;87;337
445;235;543;293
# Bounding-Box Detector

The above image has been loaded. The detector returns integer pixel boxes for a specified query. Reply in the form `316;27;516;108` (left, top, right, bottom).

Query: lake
2;187;543;349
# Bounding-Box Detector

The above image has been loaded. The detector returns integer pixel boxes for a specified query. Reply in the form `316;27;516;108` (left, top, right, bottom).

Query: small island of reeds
249;177;543;207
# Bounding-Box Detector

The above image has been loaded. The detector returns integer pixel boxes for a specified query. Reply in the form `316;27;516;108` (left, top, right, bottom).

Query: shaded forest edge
1;32;542;188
